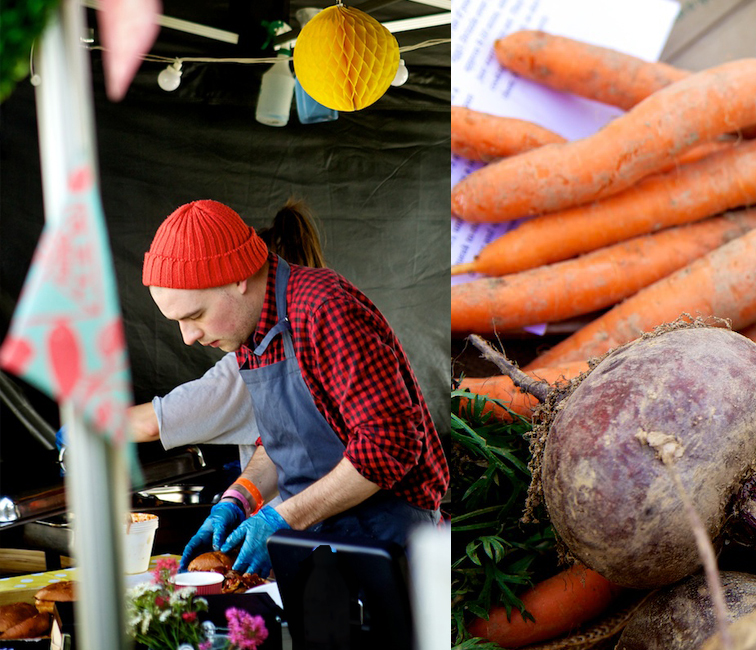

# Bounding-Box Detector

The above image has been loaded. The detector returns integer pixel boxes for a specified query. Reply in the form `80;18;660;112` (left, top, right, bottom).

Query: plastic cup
124;513;159;574
170;571;224;596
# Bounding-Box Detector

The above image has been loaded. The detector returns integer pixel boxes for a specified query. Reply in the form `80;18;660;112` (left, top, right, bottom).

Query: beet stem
638;430;734;650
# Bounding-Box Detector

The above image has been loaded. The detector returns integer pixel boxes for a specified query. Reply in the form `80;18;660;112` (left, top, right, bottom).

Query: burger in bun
187;551;265;593
187;551;234;574
34;580;76;614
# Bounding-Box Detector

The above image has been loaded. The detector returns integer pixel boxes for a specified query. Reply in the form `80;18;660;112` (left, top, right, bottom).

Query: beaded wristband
234;477;264;515
222;488;252;517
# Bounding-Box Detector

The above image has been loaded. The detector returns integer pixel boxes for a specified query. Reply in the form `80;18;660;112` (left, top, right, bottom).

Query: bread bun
34;581;76;613
0;602;38;634
0;612;51;639
188;551;234;574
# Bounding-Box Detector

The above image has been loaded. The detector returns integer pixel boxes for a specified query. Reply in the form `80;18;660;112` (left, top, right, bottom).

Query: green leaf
450;382;556;645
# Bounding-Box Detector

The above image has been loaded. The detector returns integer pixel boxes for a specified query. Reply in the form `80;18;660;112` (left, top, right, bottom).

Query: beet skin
541;327;756;589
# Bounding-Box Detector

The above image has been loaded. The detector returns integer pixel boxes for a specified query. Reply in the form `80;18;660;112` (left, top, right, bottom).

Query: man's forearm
276;457;380;530
128;402;160;442
238;445;280;504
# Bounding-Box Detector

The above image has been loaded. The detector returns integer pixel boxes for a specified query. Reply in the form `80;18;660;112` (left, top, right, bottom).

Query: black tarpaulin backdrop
0;17;450;490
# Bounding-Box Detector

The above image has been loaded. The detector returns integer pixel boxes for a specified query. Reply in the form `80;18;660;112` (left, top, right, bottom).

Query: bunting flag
0;161;134;453
98;0;162;102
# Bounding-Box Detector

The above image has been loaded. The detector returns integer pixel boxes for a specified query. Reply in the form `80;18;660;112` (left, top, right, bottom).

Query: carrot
451;58;756;224
452;140;756;278
458;362;589;422
451;106;566;162
452;211;756;335
524;227;756;369
494;30;689;111
739;321;756;344
450;106;728;166
468;563;624;649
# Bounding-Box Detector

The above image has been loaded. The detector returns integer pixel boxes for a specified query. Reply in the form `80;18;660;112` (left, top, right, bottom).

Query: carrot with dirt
452;211;756;335
451;58;756;223
467;563;624;649
451;106;566;162
451;140;756;278
451;106;727;165
494;30;689;111
523;227;756;370
458;361;589;422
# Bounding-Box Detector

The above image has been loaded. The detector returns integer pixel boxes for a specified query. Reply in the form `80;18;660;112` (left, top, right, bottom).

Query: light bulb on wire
391;59;409;87
158;61;182;91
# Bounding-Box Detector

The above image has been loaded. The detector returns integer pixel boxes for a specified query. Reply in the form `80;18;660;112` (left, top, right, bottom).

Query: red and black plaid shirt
235;255;449;510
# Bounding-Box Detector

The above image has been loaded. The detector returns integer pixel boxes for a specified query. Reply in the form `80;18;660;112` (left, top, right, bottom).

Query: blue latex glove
221;505;291;577
179;501;245;571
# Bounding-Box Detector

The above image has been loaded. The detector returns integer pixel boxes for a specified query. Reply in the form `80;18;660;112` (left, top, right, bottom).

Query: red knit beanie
142;200;269;289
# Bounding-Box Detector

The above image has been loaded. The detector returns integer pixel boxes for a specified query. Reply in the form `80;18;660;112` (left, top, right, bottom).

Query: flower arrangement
126;557;269;650
126;558;209;650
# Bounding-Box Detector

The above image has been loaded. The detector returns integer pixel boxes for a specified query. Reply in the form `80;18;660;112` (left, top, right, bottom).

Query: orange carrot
524;227;756;369
452;140;756;278
451;211;756;335
739;322;756;344
494;30;689;111
451;58;756;223
452;106;566;162
458;362;589;422
468;564;624;648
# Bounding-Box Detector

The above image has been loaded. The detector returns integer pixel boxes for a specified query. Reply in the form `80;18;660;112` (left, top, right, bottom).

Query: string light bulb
158;61;182;91
391;59;409;87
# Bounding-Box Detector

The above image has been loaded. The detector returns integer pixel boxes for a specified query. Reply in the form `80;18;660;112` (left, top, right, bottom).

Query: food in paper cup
124;513;159;574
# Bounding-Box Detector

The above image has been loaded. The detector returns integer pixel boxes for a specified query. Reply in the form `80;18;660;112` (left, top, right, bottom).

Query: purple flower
225;607;269;649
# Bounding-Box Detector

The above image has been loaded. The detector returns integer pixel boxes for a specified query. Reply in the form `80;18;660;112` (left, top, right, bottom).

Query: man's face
149;282;257;352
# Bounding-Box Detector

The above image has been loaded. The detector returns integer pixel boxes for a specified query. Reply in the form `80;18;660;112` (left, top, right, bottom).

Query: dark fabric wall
0;41;451;484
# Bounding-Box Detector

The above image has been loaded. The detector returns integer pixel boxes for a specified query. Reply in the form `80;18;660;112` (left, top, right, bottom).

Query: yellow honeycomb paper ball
293;4;400;112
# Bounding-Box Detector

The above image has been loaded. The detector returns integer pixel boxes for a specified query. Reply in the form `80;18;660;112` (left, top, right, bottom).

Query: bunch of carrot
453;30;756;376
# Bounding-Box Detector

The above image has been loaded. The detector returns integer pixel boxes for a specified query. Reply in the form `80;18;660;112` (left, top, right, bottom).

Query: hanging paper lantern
293;4;400;112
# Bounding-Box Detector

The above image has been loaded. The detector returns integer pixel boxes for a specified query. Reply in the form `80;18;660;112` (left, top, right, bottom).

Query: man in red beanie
142;199;449;576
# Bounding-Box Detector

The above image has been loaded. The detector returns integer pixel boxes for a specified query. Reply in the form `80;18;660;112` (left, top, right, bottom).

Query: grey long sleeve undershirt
153;352;259;468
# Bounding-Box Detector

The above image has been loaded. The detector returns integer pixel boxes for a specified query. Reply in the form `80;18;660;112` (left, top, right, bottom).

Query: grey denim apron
240;258;439;546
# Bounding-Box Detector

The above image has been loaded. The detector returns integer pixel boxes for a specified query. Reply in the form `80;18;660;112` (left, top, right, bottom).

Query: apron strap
254;257;295;358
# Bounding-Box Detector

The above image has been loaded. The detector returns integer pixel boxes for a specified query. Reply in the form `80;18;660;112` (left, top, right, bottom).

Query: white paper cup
124;513;159;574
170;571;224;596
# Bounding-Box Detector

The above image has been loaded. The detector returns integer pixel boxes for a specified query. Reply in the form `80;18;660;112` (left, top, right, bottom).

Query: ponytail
258;199;327;268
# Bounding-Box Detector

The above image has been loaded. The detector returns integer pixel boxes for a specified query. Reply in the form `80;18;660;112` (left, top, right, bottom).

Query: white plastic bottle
255;51;296;127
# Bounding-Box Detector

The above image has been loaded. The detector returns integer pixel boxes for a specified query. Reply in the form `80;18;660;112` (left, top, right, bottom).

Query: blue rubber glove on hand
179;501;245;571
221;505;291;577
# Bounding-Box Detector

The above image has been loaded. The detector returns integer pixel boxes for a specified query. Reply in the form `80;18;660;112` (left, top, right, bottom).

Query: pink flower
226;607;269;649
152;557;179;587
182;611;197;623
199;642;213;650
154;595;165;608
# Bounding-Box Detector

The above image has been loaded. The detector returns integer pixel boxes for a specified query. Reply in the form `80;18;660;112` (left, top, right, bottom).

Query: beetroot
539;326;756;589
616;571;756;650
